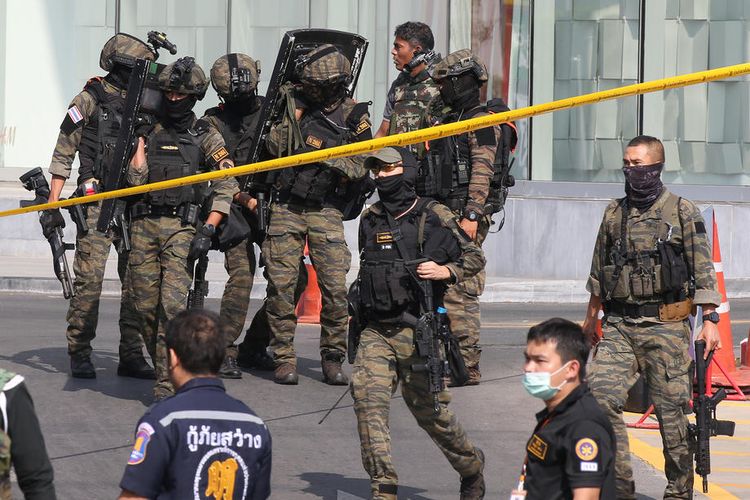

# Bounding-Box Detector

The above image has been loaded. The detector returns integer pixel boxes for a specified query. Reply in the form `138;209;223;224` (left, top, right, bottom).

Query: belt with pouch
130;202;201;226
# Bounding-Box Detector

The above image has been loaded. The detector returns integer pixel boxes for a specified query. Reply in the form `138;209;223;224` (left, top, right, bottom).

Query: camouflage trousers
220;238;256;358
238;261;307;355
263;203;350;366
588;318;693;499
66;201;144;361
351;322;483;498
129;216;194;396
442;215;490;370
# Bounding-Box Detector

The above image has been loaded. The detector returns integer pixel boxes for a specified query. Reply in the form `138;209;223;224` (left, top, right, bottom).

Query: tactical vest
204;98;263;166
419;100;511;214
133;123;208;216
0;370;16;500
78;78;125;184
388;71;440;135
359;199;438;318
276;102;369;209
600;193;691;305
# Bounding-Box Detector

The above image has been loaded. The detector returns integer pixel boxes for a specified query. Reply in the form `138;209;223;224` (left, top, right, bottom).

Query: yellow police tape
2;60;750;219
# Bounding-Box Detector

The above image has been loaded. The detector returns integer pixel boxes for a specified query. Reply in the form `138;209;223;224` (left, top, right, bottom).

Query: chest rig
359;199;438;318
388;71;440;136
78;79;125;184
600;193;692;312
130;123;208;225
205;100;261;166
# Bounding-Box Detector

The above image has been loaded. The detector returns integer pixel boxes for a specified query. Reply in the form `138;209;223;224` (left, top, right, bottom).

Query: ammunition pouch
277;164;338;206
360;260;415;315
604;301;661;319
130;202;201;226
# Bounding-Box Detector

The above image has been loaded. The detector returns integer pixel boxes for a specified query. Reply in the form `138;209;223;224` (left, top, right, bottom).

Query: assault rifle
19;168;75;299
238;29;368;233
187;254;209;310
689;339;735;493
404;258;468;412
96;32;176;233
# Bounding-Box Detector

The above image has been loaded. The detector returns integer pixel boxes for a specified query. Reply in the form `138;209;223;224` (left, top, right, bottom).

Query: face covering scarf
622;162;664;210
375;169;417;215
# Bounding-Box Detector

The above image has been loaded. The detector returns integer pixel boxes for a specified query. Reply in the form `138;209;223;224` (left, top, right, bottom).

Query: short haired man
118;309;272;499
582;135;721;499
374;21;440;138
519;318;616;500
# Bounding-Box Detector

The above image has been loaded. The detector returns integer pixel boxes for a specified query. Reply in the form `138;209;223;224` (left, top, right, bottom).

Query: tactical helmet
159;57;209;99
296;44;351;86
210;53;260;98
429;49;488;83
99;33;157;72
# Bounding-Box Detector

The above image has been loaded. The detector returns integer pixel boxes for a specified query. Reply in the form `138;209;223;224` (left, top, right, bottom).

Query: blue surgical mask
522;362;571;400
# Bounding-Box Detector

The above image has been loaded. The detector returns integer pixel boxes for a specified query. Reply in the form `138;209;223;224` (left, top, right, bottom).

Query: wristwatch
464;210;479;222
202;223;216;236
702;311;720;324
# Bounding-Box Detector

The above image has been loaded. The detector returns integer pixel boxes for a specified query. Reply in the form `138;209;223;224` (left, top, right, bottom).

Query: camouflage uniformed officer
127;57;239;400
263;44;372;385
420;49;517;385
582;135;723;499
374;21;440;139
351;147;486;499
0;369;56;499
202;53;268;379
43;33;155;379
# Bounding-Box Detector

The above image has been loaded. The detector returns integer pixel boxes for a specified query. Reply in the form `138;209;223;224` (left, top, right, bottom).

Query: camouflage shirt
266;94;369;181
360;200;485;284
587;189;721;314
128;117;238;215
48;78;126;179
383;69;440;135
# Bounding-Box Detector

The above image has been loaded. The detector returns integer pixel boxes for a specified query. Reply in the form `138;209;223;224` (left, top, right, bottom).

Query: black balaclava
376;161;418;216
623;162;665;210
439;74;481;112
162;95;198;131
303;82;347;111
106;63;133;90
223;93;259;118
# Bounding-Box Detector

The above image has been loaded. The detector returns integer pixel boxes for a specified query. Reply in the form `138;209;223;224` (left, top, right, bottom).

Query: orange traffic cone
707;212;750;394
295;240;321;324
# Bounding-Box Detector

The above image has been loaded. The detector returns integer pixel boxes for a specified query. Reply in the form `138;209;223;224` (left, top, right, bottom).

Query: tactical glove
188;223;215;262
39;209;65;239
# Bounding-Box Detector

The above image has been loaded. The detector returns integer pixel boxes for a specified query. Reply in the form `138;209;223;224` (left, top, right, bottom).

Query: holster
658;299;693;322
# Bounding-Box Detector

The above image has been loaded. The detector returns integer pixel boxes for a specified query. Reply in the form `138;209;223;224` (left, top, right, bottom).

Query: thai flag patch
67;105;84;124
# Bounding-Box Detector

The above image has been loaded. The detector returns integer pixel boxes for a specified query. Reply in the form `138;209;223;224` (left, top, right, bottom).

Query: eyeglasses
370;161;401;173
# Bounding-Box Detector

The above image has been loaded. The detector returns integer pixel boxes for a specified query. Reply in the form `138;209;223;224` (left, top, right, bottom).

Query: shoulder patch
527;433;548;460
575;438;599;461
356;118;371;135
60;105;85;135
474;125;497;147
128;422;155;465
694;221;706;234
210;146;229;163
305;135;323;149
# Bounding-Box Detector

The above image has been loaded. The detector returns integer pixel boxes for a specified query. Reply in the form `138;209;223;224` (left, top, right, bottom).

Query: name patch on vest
356;118;371;135
305;135;323;149
211;146;229;163
376;231;393;244
527;434;548;460
159;145;179;150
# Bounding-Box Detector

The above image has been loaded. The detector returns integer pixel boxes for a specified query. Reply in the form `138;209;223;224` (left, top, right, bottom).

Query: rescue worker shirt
120;378;271;499
524;383;616;500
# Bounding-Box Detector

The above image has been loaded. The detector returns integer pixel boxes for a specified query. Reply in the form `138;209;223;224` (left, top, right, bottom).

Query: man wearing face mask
374;21;440;139
263;44;372;385
128;57;239;401
582;136;721;499
519;318;616;500
350;147;486;499
418;49;517;386
44;33;155;380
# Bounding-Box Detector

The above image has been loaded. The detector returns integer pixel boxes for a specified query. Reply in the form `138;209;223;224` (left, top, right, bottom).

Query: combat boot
237;348;276;371
117;356;156;379
219;355;242;379
70;354;96;379
274;363;299;385
460;448;485;499
321;352;348;385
